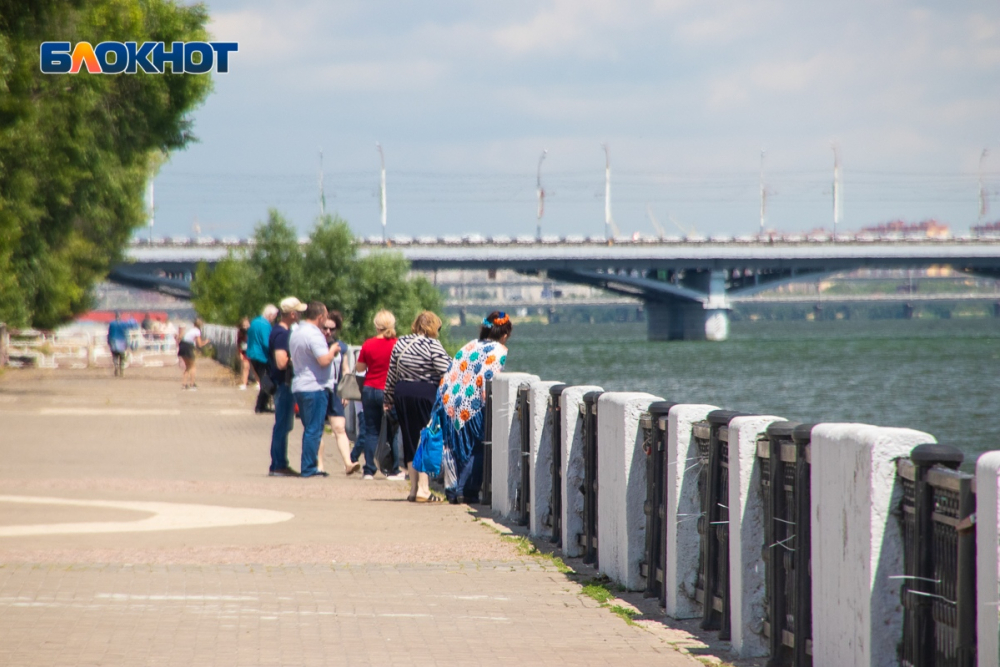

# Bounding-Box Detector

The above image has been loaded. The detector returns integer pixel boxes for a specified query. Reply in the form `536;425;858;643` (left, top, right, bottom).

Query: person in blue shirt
247;304;278;413
107;312;129;378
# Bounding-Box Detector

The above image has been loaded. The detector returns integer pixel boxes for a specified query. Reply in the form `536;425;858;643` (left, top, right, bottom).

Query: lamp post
603;143;613;240
759;149;766;236
536;149;547;240
376;142;386;244
832;143;842;238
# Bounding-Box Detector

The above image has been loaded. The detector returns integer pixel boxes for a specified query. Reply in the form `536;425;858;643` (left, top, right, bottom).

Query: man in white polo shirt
289;301;340;478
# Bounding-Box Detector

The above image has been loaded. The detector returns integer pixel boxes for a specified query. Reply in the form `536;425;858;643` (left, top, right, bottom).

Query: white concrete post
976;451;1000;667
665;403;719;619
810;424;935;667
490;372;539;520
727;414;784;659
560;385;603;558
596;392;664;590
528;379;563;538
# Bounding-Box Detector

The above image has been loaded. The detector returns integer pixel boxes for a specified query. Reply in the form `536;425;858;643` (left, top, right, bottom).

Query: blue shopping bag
413;404;444;477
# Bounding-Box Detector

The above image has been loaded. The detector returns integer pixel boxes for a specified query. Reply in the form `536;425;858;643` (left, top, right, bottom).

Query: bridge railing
492;375;1000;666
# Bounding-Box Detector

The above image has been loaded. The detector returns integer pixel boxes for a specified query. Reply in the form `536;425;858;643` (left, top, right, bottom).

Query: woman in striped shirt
383;311;451;502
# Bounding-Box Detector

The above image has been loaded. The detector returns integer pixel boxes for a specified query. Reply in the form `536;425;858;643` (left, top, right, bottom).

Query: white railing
490;372;999;667
2;328;177;368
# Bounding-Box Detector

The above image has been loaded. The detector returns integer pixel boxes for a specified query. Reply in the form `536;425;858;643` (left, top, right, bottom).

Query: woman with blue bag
383;311;451;502
417;311;511;505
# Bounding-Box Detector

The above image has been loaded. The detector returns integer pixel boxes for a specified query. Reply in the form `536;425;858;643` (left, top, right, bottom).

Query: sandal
415;494;444;503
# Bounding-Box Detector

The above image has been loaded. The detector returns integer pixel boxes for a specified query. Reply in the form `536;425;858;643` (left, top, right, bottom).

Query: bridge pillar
646;302;730;341
646;269;730;341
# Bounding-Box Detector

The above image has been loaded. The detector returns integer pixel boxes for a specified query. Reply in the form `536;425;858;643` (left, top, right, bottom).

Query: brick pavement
0;359;713;666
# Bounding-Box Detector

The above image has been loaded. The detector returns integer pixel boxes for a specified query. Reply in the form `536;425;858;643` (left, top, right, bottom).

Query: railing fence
487;373;999;666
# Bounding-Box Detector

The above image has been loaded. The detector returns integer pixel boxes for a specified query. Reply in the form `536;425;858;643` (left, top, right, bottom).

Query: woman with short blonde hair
410;311;442;338
384;310;451;501
354;309;399;479
373;310;396;339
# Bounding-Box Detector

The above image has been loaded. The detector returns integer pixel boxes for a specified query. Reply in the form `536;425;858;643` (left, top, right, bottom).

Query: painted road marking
0;496;293;536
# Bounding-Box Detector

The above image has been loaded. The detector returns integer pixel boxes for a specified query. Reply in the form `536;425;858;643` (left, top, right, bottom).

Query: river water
454;318;1000;466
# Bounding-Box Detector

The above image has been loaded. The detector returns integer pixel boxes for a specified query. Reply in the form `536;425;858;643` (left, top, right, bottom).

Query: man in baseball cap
279;296;308;313
268;295;307;476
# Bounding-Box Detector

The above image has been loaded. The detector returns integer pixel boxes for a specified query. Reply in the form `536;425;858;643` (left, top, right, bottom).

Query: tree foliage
0;0;213;328
192;211;445;344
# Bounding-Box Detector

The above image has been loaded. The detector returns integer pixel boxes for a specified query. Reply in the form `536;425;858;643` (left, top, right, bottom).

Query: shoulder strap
395;335;421;364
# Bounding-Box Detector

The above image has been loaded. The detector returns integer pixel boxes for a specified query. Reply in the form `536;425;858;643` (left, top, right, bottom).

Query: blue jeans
361;385;385;476
270;384;294;471
295;390;327;477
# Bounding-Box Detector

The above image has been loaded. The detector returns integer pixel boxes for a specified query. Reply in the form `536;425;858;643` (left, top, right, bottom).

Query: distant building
971;220;1000;237
858;219;951;239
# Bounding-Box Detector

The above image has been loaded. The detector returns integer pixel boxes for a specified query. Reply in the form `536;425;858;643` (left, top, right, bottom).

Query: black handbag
259;371;276;396
374;412;397;476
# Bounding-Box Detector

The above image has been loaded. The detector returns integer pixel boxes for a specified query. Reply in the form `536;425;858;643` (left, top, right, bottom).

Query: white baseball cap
279;296;307;313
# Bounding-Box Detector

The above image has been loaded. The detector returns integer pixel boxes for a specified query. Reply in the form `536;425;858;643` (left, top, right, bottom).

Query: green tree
346;252;442;341
248;209;304;302
191;209;302;322
191;253;258;326
192;210;446;344
0;0;213;328
301;214;356;313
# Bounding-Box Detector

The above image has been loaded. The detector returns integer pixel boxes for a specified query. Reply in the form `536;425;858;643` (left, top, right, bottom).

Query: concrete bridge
115;237;1000;340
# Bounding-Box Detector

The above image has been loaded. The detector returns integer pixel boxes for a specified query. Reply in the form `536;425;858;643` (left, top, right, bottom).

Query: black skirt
394;380;439;465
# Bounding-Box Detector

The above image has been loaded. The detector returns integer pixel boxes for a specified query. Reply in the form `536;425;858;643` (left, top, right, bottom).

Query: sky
150;0;1000;241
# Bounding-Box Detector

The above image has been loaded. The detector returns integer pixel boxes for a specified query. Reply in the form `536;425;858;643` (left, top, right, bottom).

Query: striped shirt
383;334;451;407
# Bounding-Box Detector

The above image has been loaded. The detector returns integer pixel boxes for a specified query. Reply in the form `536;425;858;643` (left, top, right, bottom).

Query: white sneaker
238;385;247;391
385;472;406;481
362;474;374;480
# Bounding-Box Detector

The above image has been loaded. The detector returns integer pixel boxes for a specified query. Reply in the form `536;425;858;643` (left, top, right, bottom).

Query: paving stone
0;362;702;666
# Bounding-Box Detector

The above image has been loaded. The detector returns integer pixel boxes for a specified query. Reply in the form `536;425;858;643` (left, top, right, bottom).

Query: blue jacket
246;316;272;363
107;320;128;353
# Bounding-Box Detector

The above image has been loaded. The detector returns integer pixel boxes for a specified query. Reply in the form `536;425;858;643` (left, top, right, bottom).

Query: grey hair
262;304;279;320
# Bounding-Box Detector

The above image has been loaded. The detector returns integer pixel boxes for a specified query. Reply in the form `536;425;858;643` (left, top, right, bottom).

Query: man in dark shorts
267;296;306;476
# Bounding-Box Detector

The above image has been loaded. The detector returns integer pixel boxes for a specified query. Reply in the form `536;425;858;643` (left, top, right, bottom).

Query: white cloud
490;0;625;58
208;4;325;63
309;60;447;92
674;1;777;45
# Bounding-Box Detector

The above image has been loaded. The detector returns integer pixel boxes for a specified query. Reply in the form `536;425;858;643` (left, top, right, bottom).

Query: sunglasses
323;326;337;332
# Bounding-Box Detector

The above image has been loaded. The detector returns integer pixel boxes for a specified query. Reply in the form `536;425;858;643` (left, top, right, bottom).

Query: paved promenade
0;358;717;666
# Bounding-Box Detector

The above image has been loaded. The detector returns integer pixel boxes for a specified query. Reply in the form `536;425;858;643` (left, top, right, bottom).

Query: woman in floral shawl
437;310;512;503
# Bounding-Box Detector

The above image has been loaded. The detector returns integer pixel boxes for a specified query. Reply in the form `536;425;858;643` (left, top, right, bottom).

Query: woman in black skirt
383;311;451;502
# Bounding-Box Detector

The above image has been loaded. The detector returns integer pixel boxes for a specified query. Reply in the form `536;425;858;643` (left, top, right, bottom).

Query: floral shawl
438;338;508;430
